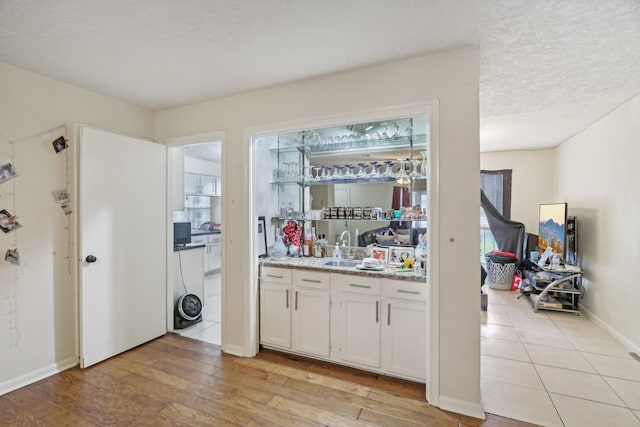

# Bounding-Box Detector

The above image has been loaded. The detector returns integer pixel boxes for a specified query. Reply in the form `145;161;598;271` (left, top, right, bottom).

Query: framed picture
0;162;17;183
256;216;267;258
369;246;389;264
388;246;415;265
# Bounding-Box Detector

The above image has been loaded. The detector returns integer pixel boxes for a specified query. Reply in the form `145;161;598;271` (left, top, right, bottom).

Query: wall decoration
369;246;389;264
0;162;17;183
52;135;68;153
4;248;19;265
0;209;21;233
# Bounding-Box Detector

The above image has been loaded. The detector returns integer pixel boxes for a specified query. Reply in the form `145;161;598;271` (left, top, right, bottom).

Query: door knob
85;255;97;263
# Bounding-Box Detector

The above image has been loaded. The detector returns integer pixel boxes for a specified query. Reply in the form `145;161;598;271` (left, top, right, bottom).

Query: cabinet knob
85;255;97;263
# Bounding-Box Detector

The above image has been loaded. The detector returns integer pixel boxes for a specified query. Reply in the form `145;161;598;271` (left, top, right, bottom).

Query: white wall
481;149;556;232
0;61;154;393
156;47;482;416
555;93;640;352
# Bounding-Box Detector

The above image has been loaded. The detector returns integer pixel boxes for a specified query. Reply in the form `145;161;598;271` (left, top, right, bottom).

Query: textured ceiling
1;0;639;152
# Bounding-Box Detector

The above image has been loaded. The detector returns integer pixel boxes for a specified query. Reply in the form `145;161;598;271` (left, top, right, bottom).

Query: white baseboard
222;343;248;357
0;356;78;396
579;303;640;355
438;395;485;420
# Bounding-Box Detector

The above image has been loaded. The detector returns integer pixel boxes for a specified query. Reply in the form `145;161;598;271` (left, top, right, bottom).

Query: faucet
339;230;351;260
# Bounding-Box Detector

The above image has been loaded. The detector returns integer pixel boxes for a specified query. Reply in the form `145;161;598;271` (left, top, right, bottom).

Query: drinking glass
420;151;428;176
410;159;421;177
344;164;356;179
357;163;368;178
332;165;343;181
382;160;394;178
396;159;410;184
368;161;380;178
313;167;322;181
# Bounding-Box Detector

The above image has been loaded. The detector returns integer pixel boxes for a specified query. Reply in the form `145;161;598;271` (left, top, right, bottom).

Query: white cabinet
259;266;426;382
291;270;331;357
259;267;292;348
185;172;218;196
382;279;426;381
260;267;331;358
205;234;221;273
332;273;381;369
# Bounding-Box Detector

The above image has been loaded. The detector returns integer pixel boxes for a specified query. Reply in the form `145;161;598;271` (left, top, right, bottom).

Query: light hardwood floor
0;334;533;426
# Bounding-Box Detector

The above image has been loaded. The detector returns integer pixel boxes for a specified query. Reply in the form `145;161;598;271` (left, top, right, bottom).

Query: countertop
191;230;221;236
174;244;206;252
261;256;426;282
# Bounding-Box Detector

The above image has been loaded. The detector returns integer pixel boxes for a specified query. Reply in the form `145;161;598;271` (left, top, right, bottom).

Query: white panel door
339;293;381;368
259;282;291;348
78;126;167;368
382;300;426;380
292;287;331;357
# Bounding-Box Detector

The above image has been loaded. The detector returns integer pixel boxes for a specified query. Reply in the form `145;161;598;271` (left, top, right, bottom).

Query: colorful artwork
538;203;566;255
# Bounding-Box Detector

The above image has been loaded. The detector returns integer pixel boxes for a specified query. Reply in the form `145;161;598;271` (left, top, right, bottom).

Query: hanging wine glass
382;160;394;178
420;151;427;176
409;159;421;177
396;159;410;185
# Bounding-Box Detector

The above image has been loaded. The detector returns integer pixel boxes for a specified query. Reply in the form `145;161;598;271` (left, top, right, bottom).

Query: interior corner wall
480;149;556;232
155;46;482;415
555;93;640;352
0;61;154;393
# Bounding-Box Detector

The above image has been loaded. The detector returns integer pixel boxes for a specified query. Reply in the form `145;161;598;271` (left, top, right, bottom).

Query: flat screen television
538;203;567;258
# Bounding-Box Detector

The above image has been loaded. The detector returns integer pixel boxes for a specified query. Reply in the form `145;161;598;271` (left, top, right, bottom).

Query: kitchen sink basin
323;260;359;267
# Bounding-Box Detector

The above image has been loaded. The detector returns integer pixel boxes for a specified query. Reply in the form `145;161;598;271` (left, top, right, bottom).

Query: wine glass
357;162;367;178
382;160;394;178
420;151;427;176
313;167;322;181
368;161;380;178
396;159;410;184
409;159;421;177
332;165;344;181
344;164;355;179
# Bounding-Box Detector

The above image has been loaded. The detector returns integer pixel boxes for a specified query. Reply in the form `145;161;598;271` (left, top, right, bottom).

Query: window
480;170;512;261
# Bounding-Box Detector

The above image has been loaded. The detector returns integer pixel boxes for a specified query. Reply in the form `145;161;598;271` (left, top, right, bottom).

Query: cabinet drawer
261;266;291;284
293;269;330;290
382;279;426;302
331;273;381;295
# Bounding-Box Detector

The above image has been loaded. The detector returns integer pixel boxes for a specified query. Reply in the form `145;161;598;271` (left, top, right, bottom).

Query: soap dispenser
333;242;342;260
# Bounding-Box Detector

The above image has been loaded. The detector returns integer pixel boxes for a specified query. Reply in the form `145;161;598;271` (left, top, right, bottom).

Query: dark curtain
391;186;411;209
480;169;512;219
481;190;525;263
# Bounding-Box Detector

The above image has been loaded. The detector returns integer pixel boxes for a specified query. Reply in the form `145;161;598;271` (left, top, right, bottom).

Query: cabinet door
209;242;221;271
200;175;215;196
184;173;200;194
338;293;380;368
292;287;330;357
259;282;291;348
382;299;426;380
214;175;222;196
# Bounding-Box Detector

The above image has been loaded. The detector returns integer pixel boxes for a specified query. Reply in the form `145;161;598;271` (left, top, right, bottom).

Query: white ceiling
1;0;639;152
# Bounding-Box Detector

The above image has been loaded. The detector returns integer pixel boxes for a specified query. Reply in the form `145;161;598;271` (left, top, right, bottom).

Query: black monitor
538;203;567;258
173;222;191;246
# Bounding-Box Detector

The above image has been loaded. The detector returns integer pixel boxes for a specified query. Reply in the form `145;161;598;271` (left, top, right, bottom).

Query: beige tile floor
173;271;221;345
481;285;640;426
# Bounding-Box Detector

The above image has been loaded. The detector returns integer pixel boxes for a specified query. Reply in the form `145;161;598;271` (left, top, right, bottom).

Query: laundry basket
485;251;518;290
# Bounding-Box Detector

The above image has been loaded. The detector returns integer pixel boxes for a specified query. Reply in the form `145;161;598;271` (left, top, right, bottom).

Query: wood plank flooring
1;334;534;426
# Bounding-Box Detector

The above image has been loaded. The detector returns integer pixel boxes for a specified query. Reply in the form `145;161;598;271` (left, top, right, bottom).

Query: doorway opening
170;140;223;345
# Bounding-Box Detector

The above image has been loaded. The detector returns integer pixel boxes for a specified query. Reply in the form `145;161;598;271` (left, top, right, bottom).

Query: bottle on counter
333;242;342;260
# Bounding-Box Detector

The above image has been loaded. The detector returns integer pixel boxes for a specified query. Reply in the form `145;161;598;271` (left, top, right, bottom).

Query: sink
323;260;360;267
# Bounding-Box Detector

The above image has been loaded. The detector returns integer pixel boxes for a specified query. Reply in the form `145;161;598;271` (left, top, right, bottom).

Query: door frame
161;131;226;334
247;101;440;404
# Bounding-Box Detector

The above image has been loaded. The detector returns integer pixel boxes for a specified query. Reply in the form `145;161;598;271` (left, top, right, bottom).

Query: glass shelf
272;217;426;223
270;133;427;155
270;175;427;186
